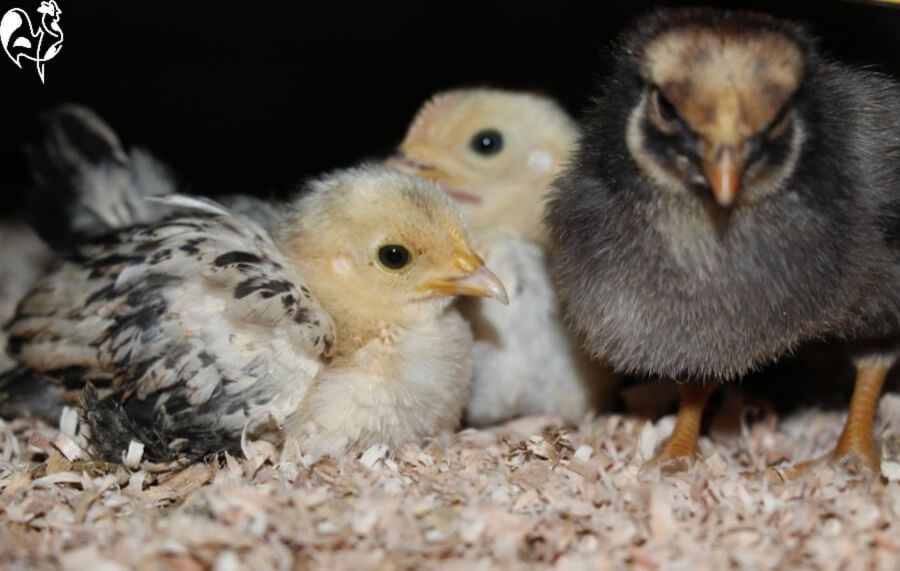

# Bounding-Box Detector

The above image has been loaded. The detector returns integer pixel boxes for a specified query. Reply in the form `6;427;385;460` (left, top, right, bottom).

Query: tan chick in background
388;88;617;426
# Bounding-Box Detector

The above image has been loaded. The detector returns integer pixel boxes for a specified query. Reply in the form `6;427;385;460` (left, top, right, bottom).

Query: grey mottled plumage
5;195;335;461
24;104;283;249
546;8;900;470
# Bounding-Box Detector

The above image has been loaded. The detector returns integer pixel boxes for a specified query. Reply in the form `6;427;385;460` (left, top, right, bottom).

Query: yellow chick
279;166;509;457
388;88;577;244
3;166;507;461
388;88;618;426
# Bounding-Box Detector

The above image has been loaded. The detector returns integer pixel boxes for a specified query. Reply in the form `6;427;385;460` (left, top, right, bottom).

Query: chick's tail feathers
23;104;179;251
24;104;285;243
80;384;242;464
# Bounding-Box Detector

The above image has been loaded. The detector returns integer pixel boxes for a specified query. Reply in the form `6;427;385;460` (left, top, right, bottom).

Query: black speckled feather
24;104;285;253
4;197;335;461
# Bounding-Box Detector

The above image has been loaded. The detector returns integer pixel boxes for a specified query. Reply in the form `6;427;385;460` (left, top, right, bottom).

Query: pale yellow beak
418;249;509;304
387;146;483;205
386;144;441;179
702;144;744;208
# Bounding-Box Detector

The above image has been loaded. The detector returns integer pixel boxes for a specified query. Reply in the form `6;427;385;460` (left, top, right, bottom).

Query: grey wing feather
25;104;179;250
5;199;334;461
147;192;286;231
25;104;286;251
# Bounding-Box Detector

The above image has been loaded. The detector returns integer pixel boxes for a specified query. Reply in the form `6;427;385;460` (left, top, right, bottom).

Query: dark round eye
469;129;504;156
648;87;680;135
377;244;412;270
765;108;793;141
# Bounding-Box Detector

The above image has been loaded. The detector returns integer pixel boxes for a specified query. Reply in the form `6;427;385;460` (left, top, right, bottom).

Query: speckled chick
546;8;900;474
2;166;507;462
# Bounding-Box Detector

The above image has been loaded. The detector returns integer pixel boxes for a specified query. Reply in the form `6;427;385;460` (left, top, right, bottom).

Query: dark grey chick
545;7;900;475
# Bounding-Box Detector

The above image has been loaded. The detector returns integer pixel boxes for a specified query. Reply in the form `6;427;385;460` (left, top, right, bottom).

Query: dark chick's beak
699;88;747;208
701;144;744;208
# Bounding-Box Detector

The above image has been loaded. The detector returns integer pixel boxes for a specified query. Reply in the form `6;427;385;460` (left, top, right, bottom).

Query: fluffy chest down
551;185;882;380
283;309;473;457
460;232;609;425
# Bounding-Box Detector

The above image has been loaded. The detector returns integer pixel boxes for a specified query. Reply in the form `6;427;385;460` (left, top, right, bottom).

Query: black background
1;1;899;217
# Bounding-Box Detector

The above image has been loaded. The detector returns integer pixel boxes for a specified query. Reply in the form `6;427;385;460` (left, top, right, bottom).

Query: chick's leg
644;382;718;473
831;359;887;472
775;358;887;480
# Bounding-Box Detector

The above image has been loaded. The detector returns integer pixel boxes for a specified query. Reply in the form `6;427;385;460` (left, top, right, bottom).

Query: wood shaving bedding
0;394;897;570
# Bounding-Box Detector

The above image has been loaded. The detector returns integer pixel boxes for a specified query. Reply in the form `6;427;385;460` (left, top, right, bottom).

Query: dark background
1;1;899;217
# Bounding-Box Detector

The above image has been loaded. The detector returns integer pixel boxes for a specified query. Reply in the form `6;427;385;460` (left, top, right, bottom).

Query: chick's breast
285;309;472;457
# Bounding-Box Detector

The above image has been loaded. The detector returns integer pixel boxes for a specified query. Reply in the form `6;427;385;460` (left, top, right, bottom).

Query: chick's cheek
331;257;353;276
527;149;554;173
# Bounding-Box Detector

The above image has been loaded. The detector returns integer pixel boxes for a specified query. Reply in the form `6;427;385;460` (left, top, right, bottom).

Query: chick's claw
643;382;717;474
754;362;886;482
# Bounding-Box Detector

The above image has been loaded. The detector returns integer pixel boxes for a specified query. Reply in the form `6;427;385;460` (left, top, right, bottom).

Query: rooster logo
1;1;63;83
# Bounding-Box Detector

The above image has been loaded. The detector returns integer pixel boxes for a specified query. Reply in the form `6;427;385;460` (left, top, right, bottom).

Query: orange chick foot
756;447;880;482
643;438;698;474
641;382;717;474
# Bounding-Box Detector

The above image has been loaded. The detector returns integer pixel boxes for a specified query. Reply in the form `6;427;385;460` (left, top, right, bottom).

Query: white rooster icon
1;1;63;83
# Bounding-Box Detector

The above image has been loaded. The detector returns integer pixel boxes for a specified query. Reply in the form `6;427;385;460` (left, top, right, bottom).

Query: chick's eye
766;108;793;141
470;129;504;156
647;87;680;136
377;244;412;271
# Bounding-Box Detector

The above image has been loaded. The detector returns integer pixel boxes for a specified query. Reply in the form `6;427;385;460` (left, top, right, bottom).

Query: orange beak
701;145;744;208
417;249;509;304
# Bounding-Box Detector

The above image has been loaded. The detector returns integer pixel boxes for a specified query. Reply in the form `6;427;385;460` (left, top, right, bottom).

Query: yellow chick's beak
386;146;439;177
418;250;509;304
386;147;482;205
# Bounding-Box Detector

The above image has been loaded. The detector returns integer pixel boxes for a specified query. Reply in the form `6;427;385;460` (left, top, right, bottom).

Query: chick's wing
5;195;335;460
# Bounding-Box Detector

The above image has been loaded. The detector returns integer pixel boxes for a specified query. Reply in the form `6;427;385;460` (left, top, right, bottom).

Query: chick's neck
460;180;551;246
297;258;444;360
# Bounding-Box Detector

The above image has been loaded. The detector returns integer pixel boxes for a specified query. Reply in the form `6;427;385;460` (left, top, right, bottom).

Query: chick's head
387;88;579;243
624;9;810;208
278;166;507;338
